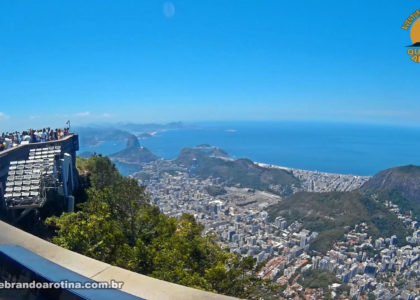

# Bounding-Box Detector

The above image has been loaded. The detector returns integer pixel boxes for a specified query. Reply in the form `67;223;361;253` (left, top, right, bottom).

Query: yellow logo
402;9;420;62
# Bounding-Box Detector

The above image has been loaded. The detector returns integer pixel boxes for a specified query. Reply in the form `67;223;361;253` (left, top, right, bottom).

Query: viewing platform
0;134;79;223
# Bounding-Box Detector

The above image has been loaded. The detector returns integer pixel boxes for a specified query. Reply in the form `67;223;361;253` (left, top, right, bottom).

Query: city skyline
0;0;420;130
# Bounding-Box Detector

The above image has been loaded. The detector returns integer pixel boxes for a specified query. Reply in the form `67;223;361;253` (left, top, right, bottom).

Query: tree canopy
46;155;277;298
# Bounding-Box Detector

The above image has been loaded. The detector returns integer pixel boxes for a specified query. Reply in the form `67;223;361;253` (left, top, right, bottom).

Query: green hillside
360;165;420;218
175;146;300;196
268;191;408;253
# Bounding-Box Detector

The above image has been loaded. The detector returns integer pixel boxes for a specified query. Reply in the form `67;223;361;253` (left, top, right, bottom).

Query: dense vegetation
361;165;420;210
175;147;300;196
47;155;277;298
299;269;339;289
268;191;408;253
373;189;420;218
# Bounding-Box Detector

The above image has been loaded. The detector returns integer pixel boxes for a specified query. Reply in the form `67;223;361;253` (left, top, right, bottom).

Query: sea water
139;121;420;176
79;121;420;176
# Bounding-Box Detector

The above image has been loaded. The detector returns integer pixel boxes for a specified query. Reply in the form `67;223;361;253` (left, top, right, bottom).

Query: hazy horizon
3;118;420;134
1;1;419;130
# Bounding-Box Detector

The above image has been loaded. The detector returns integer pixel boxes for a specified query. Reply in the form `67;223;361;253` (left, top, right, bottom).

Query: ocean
79;121;420;176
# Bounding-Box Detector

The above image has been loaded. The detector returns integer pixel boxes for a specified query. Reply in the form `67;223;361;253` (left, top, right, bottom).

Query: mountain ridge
109;135;158;165
267;191;409;253
174;146;300;197
360;164;420;205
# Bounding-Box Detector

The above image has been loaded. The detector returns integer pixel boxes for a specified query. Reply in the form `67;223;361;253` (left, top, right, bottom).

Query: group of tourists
0;127;70;152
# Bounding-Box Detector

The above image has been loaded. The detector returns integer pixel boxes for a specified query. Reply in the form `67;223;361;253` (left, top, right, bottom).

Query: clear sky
0;0;419;130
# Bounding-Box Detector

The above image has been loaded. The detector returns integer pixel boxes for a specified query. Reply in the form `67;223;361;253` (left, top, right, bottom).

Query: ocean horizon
79;121;420;176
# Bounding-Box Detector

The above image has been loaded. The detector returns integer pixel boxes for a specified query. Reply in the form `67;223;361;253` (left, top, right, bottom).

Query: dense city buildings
134;159;420;299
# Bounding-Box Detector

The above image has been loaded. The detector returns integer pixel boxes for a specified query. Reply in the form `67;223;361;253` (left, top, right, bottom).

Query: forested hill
360;165;420;217
267;191;408;253
175;146;300;197
361;165;420;204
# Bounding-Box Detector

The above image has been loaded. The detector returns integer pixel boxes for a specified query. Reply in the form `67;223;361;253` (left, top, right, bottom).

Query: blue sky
0;0;419;130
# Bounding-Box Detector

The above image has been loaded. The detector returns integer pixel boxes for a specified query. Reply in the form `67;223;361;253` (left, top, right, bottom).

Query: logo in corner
402;9;420;63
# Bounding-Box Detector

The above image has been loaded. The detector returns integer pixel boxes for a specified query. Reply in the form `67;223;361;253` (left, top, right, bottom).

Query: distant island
75;121;189;148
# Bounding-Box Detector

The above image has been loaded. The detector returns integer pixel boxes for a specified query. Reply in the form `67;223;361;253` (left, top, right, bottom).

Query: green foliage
311;228;346;254
76;156;89;173
176;147;300;196
375;189;420;220
299;269;339;290
361;164;420;212
299;269;340;298
47;155;273;298
46;201;125;263
84;155;120;189
268;191;409;253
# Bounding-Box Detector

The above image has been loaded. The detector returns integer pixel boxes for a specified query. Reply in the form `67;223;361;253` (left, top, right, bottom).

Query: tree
47;155;278;298
46;199;126;264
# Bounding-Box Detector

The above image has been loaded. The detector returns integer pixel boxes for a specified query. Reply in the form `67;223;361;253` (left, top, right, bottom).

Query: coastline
255;162;371;178
255;162;370;193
